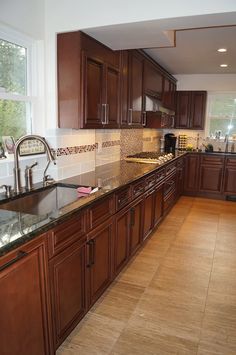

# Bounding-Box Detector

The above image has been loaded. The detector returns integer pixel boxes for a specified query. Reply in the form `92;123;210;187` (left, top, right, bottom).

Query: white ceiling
83;12;236;74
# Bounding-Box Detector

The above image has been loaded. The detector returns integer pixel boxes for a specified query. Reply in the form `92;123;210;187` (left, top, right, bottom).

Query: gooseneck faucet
14;134;56;194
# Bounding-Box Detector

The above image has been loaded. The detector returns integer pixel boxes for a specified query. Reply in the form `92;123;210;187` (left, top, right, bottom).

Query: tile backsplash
0;128;162;188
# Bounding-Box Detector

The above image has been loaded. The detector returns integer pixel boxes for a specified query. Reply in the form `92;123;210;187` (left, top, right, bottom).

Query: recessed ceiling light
220;64;228;68
217;48;227;53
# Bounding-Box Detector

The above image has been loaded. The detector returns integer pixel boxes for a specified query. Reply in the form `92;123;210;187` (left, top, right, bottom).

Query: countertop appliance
125;152;173;164
164;133;177;153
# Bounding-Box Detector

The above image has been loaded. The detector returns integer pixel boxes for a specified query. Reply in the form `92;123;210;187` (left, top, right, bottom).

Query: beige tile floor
57;196;236;355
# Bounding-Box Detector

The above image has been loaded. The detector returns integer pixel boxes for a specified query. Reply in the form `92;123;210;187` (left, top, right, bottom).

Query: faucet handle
0;185;12;198
43;175;55;186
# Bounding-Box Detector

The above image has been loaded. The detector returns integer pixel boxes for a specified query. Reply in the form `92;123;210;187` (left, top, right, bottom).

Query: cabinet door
130;199;143;256
224;158;236;194
143;190;154;240
143;60;163;99
82;54;105;128
114;208;130;274
199;165;223;193
184;155;200;193
87;219;113;306
224;166;236;194
176;160;184;198
153;184;164;227
106;66;120;128
191;91;206;130
128;51;144;126
0;236;51;355
175;91;191;128
50;238;86;348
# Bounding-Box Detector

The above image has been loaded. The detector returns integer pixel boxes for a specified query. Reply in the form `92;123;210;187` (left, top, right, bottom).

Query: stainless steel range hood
145;95;175;128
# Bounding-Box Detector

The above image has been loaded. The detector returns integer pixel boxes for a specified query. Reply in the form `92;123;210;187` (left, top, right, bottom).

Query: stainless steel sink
0;185;84;215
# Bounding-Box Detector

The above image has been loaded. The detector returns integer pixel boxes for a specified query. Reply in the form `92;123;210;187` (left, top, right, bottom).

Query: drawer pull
0;250;28;272
130;207;135;226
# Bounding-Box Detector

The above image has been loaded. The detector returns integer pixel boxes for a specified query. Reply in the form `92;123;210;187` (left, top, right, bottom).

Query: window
0;29;33;140
207;92;236;137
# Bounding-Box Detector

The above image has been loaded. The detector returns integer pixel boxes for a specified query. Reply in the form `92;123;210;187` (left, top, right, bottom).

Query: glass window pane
208;94;236;136
0;99;30;139
0;39;27;95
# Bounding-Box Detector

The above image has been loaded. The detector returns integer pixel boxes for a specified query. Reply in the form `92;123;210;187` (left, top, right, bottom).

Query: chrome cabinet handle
142;111;147;126
106;104;109;124
0;250;28;272
101;104;106;124
128;108;133;125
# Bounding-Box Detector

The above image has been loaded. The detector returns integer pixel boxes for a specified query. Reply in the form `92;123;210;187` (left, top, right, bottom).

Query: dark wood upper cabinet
0;235;52;355
128;50;144;127
58;31;121;129
162;76;176;111
175;91;207;129
143;59;163;100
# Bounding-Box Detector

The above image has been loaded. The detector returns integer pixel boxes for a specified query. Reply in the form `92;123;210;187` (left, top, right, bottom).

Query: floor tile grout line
196;202;220;354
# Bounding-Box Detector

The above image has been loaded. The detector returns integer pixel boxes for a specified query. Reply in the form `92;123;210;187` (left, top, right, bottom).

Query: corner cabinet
175;91;207;130
0;235;52;355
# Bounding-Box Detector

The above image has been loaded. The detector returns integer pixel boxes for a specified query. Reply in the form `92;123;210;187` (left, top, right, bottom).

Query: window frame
205;91;236;138
0;24;36;136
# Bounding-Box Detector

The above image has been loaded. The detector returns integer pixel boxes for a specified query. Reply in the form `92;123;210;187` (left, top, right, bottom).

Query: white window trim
205;91;236;138
0;23;43;136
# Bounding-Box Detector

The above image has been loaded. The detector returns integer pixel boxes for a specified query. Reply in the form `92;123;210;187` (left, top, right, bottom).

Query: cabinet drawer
164;191;175;212
166;162;177;176
201;155;224;165
225;157;236;166
145;173;156;190
132;180;145;199
48;212;87;258
115;186;131;211
88;195;114;229
156;169;165;185
164;173;176;197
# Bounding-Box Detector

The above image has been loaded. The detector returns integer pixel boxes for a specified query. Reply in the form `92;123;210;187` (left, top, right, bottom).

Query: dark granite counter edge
3;150;234;257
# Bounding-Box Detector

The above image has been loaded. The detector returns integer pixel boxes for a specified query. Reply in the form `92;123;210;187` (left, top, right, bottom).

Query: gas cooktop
125;152;173;164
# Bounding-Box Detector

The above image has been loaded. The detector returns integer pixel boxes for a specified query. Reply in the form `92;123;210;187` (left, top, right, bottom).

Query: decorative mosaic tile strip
101;140;121;148
55;140;120;156
143;137;152;142
56;143;98;156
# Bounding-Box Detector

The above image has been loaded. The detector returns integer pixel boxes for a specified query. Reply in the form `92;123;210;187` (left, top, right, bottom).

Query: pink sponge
77;186;92;197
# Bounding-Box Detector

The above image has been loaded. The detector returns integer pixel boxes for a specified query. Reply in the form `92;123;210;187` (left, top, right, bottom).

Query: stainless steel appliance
164;133;177;153
125;152;173;165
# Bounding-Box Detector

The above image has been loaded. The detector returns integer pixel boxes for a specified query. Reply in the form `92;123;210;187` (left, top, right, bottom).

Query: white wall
175;74;236;91
0;0;44;39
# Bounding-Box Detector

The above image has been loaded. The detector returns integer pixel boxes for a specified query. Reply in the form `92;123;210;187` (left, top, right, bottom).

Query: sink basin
0;185;85;215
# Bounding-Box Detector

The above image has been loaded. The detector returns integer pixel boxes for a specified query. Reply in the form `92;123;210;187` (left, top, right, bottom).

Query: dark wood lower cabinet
143;189;155;240
224;158;236;195
153;184;164;227
87;219;113;306
199;165;223;193
0;235;52;355
114;208;130;274
50;237;86;349
130;198;143;255
184;154;200;194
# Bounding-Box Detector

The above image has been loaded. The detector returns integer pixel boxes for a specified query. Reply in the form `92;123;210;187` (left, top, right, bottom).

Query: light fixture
220;64;228;68
217;48;227;53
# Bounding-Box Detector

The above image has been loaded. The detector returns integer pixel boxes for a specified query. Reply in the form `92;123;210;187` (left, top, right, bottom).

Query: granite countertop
0;151;188;256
